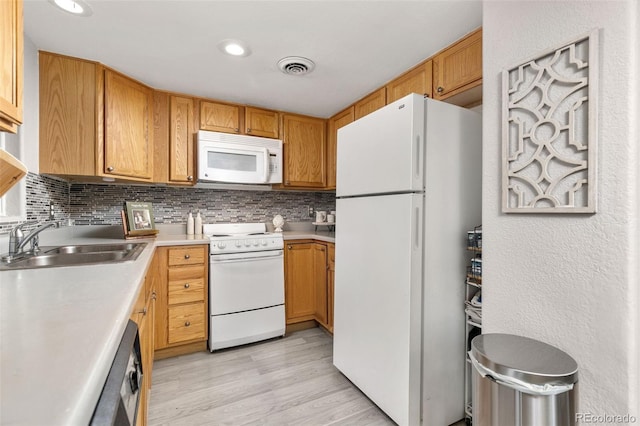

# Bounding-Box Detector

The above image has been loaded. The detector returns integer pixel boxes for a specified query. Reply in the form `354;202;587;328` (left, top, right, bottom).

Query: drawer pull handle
138;307;147;315
185;321;191;327
184;254;191;260
184;283;190;289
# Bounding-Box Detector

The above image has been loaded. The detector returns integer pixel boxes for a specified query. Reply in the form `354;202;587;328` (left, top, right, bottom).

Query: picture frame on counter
122;201;159;238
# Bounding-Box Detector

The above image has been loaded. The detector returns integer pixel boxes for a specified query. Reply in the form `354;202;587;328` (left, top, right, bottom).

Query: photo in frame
123;201;157;236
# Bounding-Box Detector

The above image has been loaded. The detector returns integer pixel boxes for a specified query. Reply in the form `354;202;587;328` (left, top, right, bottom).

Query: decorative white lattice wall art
502;30;598;213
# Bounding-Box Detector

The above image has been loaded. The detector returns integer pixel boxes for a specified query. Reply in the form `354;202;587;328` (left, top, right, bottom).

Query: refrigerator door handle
414;134;421;179
414;205;421;249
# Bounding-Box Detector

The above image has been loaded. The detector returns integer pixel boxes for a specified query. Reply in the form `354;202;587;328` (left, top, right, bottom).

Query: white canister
327;213;335;223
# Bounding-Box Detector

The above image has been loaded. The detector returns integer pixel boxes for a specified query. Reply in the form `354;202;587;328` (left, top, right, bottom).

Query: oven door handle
210;250;283;263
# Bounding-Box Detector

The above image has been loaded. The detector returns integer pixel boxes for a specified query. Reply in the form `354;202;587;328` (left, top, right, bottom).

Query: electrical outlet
49;202;54;220
308;206;314;217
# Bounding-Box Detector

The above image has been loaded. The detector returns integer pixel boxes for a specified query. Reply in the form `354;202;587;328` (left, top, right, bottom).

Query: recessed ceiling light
49;0;93;16
217;39;251;57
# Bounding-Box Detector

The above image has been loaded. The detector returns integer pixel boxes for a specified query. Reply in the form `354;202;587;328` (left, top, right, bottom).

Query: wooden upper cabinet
0;0;23;133
354;87;386;120
103;70;154;180
386;60;433;103
40;53;154;182
433;28;482;100
245;106;279;139
169;96;195;183
200;100;241;134
281;113;327;188
40;52;97;177
327;106;354;189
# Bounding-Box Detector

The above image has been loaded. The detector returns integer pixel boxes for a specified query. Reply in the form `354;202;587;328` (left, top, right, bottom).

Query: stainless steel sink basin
0;243;147;270
46;243;141;255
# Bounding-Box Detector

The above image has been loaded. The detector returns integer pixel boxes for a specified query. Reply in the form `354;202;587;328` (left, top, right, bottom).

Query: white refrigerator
334;94;481;426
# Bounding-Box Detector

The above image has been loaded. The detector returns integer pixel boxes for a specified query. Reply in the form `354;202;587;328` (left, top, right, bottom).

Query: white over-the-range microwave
197;130;283;185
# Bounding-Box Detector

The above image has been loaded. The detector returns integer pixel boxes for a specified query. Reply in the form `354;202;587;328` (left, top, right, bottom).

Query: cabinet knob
184;283;190;289
152;291;157;300
106;166;114;172
184;254;190;259
235;128;239;132
437;86;444;93
185;321;191;327
139;307;147;315
187;175;193;181
287;245;292;250
285;181;290;185
247;128;252;133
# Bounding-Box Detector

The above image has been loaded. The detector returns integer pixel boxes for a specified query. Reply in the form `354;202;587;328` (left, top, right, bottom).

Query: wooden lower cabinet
154;244;209;359
284;240;335;333
131;256;157;426
327;243;335;333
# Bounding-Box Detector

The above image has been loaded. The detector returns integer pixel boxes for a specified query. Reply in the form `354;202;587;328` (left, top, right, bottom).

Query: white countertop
0;224;330;425
281;230;335;243
0;228;209;426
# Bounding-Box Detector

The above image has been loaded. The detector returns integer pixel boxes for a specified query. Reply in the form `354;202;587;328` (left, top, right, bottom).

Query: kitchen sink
0;242;147;270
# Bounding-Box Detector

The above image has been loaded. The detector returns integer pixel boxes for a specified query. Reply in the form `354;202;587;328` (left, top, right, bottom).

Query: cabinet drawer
168;276;205;305
168;247;205;266
168;303;206;344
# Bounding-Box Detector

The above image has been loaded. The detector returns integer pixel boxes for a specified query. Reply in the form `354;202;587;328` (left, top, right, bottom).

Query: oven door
198;142;269;184
210;249;284;315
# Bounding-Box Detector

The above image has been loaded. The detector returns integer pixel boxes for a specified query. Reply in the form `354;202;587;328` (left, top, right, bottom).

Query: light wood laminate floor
148;327;396;425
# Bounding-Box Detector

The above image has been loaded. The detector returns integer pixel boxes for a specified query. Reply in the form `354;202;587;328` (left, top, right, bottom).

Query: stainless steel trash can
470;334;578;426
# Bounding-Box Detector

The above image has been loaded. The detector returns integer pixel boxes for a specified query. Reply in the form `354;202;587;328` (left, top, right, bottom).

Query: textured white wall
483;0;639;417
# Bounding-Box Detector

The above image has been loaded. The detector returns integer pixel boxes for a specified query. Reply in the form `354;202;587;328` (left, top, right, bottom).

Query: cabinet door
327;243;335;332
314;243;329;327
0;0;23;133
433;28;482;100
284;242;316;322
104;70;153;180
282;114;327;188
327;106;354;190
245;106;279;138
39;52;97;176
200;100;240;134
169;96;195;183
354;87;386;120
386;60;433;103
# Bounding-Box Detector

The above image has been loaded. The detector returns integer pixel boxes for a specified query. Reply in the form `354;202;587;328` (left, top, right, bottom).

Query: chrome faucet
8;221;60;258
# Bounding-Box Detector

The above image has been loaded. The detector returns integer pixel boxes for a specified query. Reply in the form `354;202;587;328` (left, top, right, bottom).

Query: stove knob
261;240;268;246
253;240;259;246
218;242;226;249
245;240;251;247
235;240;242;248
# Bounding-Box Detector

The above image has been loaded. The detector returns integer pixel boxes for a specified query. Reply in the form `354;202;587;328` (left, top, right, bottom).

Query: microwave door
202;145;268;184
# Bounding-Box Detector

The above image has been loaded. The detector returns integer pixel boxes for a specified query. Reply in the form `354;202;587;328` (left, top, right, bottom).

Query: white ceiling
23;0;482;118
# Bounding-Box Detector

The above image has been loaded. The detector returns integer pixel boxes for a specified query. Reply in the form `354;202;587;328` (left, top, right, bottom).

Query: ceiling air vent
277;56;315;76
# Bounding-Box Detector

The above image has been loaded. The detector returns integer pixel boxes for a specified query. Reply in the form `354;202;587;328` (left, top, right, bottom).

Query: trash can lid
471;334;578;387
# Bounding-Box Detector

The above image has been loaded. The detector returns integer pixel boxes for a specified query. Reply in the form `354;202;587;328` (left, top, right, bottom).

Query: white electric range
203;223;285;351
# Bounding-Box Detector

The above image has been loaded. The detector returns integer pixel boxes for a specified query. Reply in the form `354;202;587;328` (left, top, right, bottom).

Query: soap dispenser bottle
195;211;203;235
187;212;195;235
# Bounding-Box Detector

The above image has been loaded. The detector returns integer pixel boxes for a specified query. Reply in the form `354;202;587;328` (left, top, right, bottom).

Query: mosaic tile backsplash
1;173;336;234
